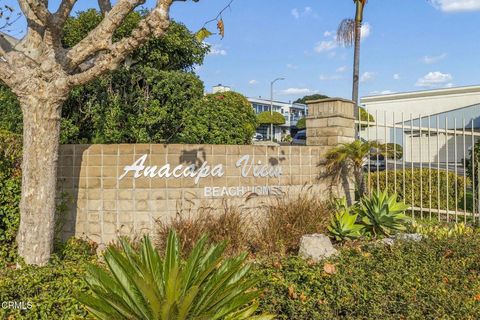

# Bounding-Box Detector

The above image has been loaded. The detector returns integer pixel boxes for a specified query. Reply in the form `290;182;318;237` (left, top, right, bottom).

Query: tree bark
16;95;63;266
352;20;362;115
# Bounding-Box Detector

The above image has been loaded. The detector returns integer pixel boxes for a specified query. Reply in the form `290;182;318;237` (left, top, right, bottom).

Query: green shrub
0;238;97;319
0;130;22;263
255;234;480;319
78;232;273;319
368;169;467;211
296;118;305;129
380;143;403;160
180;91;258;145
256;111;286;125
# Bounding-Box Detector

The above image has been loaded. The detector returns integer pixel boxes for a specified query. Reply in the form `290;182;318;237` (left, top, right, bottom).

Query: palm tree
324;140;377;197
337;0;368;114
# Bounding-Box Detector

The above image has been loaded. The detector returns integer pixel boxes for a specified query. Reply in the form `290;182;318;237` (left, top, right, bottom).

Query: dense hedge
255;234;480;319
0;131;22;263
0;238;96;319
368;169;467;211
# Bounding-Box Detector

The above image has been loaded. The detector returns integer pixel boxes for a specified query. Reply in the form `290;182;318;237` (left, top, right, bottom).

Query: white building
212;84;231;94
248;97;307;141
360;85;480;163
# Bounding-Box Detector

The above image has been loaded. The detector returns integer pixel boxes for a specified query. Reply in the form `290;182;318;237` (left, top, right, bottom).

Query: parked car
363;153;386;172
253;133;264;142
291;130;306;146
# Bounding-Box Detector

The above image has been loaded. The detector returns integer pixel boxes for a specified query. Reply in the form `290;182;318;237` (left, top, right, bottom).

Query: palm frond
337;18;355;47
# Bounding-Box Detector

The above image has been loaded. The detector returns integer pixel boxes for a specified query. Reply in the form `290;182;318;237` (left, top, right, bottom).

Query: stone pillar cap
306;97;355;105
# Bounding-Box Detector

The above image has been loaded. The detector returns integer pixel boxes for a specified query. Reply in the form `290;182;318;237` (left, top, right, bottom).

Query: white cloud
324;31;334;37
292;7;316;19
319;74;344;81
286;64;298;69
361;23;371;40
207;44;227;56
249;80;258;85
291;8;300;19
431;0;480;12
336;66;347;73
360;71;376;82
393;74;401;80
423;53;447;64
314;40;337;53
280;88;318;95
415;71;453;87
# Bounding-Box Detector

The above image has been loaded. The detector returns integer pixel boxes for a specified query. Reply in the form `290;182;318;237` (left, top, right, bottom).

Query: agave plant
359;190;410;237
77;231;274;320
328;208;364;241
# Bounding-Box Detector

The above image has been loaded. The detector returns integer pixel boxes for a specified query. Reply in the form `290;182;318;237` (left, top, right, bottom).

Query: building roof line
362;85;480;103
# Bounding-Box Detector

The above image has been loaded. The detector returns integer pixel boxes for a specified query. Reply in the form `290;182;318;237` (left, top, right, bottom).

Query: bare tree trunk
16;95;63;266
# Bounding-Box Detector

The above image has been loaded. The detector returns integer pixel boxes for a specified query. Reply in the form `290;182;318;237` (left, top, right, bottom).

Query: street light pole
270;77;285;142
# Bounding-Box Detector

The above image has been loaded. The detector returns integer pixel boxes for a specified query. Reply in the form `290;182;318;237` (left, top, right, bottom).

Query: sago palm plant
76;231;273;320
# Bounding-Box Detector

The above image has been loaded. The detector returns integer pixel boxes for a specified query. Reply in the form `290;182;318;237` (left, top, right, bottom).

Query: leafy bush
295;118;305;129
368;169;467;211
359;190;410;237
179;91;258;145
0;238;97;319
254;194;330;255
78;232;273;320
256;111;286;126
411;220;475;239
380;143;403;160
255;234;480;319
156;202;251;257
0;130;22;263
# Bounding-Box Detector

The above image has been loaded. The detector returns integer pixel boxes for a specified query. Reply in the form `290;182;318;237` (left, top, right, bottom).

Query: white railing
356;109;480;224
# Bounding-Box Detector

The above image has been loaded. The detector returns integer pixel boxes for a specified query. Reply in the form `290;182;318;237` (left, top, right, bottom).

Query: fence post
305;98;356;203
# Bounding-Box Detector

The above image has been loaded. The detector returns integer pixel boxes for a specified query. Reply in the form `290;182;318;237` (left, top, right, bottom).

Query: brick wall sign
57;98;355;245
57;144;333;244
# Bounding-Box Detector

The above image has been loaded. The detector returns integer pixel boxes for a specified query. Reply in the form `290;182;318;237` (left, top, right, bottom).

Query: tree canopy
257;111;286;125
296;118;306;129
179;92;257;145
0;10;225;144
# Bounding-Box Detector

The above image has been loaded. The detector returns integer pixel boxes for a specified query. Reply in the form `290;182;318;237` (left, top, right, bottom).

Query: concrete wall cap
306;98;355;105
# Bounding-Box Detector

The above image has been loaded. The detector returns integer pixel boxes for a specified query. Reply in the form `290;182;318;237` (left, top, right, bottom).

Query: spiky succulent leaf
77;231;273;319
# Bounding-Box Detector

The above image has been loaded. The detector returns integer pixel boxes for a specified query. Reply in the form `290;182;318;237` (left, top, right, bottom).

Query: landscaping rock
298;234;338;262
394;233;423;242
380;237;396;246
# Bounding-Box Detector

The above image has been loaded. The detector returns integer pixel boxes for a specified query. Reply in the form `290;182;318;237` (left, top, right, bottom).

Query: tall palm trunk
352;19;362;115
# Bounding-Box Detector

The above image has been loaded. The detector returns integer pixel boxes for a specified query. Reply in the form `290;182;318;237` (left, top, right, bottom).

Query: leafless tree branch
18;0;51;25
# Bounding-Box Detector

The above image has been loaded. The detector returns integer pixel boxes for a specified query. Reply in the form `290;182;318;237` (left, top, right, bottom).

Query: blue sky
5;0;480;102
169;0;480;102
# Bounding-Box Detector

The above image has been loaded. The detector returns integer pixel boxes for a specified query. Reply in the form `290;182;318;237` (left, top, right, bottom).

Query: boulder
394;233;423;242
298;234;338;262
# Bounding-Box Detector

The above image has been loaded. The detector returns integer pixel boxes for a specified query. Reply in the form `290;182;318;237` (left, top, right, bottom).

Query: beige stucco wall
57;144;343;245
